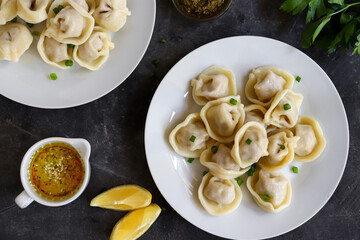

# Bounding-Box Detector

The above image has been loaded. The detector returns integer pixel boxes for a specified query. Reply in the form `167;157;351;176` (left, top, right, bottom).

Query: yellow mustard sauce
28;142;84;201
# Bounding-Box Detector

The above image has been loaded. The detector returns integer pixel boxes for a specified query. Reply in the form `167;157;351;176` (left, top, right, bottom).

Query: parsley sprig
281;0;360;55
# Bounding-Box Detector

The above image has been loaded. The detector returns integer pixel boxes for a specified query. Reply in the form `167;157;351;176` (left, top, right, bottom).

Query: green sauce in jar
175;0;231;20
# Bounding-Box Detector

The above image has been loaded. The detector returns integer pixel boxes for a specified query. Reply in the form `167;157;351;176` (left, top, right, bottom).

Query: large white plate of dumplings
145;36;349;239
0;0;155;108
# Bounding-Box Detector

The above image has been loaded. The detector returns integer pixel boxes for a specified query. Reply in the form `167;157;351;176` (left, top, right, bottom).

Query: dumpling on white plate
37;30;74;69
245;66;294;108
292;116;326;162
200;95;245;143
258;129;299;171
264;89;303;129
200;143;250;179
0;0;17;25
0;23;33;62
191;65;236;106
93;0;130;32
45;0;95;44
169;113;214;158
17;0;52;24
198;173;242;216
247;169;291;213
231;121;269;168
73;26;114;71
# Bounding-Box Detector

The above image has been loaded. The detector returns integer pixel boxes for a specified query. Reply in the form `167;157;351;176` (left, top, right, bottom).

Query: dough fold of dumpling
0;0;17;25
93;0;130;32
17;0;52;24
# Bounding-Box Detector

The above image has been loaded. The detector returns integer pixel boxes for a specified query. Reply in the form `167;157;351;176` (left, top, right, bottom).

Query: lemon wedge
110;203;161;240
90;185;152;211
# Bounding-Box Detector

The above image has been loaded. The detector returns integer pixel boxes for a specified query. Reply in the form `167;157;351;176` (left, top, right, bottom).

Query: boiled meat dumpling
17;0;52;24
200;143;249;179
245;66;294;107
0;23;33;62
37;31;73;69
198;173;242;216
169;113;213;158
200;96;245;143
244;104;267;127
45;0;94;44
191;65;236;106
93;0;131;32
258;129;299;171
247;169;291;213
293;116;326;162
0;0;17;25
73;26;114;70
231;121;269;168
264;90;303;128
72;0;95;13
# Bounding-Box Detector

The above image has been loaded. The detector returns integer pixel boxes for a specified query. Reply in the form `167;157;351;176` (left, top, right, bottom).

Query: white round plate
0;0;155;109
145;36;349;239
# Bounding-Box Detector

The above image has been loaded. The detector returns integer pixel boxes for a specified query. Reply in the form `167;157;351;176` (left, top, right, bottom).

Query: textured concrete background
1;0;359;239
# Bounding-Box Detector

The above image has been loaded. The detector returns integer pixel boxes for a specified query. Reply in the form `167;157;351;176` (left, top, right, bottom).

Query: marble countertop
1;0;359;239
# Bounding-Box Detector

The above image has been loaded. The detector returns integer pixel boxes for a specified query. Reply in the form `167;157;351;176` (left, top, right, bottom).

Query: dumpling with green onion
37;31;74;69
73;26;114;71
169;113;214;158
0;23;33;62
17;0;52;24
198;173;242;216
0;0;17;25
247;169;291;213
191;65;237;106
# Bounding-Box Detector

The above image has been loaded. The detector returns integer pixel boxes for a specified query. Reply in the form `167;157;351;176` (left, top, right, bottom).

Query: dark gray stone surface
1;0;359;239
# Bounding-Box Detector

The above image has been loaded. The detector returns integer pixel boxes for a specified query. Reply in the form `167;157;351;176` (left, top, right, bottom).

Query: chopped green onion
245;138;252;145
283;103;291;110
26;23;34;28
65;60;73;67
211;145;218;154
187;158;194;163
32;31;40;36
53;5;64;14
152;59;160;67
160;39;166;43
296;76;301;82
189;135;196;142
235;177;243;186
280;145;286;150
202;170;208;176
292;166;298;173
50;73;57;80
10;17;17;23
229;98;237;105
247;163;257;176
262;193;271;202
67;44;75;48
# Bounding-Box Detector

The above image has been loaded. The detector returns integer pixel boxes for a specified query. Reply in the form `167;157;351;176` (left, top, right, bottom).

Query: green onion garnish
229;98;237;105
235;177;243;186
189;135;196;142
292;166;298;173
10;17;17;23
53;5;64;14
152;59;160;67
283;103;291;110
296;76;301;82
67;44;75;48
26;23;34;28
280;145;286;150
247;163;257;176
262;193;271;202
245;138;252;145
50;73;57;80
32;31;40;36
187;158;194;163
202;170;208;176
211;145;218;154
160;39;166;43
65;60;73;66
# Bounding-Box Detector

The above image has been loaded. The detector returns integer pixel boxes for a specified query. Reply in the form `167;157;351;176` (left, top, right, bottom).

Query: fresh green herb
211;145;218;154
189;135;196;142
32;31;40;36
160;39;166;43
67;44;75;48
235;177;243;186
262;193;271;202
53;5;64;14
247;163;257;176
280;145;286;150
283;103;291;110
292;166;299;173
229;98;237;105
10;17;17;23
281;0;360;55
202;170;208;176
50;73;57;80
65;60;73;67
187;158;195;163
245;138;252;145
296;76;301;82
152;59;160;67
26;23;34;28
